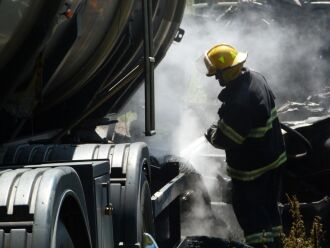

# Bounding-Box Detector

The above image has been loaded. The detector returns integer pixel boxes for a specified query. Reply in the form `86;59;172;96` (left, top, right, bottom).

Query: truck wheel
35;167;91;248
140;173;155;237
47;170;91;248
0;167;91;248
55;219;74;248
109;142;155;246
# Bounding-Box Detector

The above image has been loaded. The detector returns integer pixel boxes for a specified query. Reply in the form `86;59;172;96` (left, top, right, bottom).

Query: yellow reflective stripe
245;231;274;244
227;152;287;181
218;108;278;143
271;225;283;237
248;108;278;138
219;120;245;144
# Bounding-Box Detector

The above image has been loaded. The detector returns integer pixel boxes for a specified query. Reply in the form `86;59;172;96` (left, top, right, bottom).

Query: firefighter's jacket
206;68;287;181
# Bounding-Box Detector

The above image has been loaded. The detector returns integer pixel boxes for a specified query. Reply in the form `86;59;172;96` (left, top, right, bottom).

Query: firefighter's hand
204;124;217;143
205;123;224;149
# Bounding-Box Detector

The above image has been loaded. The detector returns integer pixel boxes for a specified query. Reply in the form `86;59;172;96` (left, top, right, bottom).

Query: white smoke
151;1;330;153
152;2;328;241
118;1;330;242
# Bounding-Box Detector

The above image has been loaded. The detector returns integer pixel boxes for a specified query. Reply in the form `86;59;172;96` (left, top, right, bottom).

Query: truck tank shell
0;0;186;143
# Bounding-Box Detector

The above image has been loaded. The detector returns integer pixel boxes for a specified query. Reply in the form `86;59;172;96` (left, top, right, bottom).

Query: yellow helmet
204;44;247;79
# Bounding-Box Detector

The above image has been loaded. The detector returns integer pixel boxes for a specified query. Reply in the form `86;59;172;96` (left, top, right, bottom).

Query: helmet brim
232;52;248;67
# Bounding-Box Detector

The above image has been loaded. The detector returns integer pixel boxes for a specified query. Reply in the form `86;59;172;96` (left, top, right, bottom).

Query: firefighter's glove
204;124;217;144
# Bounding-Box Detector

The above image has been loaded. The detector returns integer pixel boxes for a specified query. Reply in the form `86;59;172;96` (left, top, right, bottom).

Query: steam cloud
121;1;330;241
150;1;329;153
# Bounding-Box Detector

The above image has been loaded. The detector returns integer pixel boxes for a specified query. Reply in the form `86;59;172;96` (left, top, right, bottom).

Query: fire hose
280;122;313;160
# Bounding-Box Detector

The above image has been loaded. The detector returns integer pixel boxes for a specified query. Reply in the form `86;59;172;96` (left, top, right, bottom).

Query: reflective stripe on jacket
245;225;283;245
208;68;286;181
245;231;274;245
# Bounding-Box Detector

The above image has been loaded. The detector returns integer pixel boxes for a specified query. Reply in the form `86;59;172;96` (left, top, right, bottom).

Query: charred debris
170;1;330;246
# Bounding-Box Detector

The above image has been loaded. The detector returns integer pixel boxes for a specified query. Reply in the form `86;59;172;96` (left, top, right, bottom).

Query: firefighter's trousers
231;167;283;248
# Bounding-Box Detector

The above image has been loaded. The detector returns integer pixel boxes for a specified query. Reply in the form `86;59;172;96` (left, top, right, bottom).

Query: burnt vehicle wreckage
0;0;330;248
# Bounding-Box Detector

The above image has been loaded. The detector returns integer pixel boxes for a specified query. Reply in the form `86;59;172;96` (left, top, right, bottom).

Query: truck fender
109;142;154;246
0;166;91;248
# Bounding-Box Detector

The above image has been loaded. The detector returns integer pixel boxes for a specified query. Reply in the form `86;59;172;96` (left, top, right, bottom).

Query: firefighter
203;43;286;248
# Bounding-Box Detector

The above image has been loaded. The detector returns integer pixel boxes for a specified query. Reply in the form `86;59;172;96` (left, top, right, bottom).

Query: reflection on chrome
0;0;30;52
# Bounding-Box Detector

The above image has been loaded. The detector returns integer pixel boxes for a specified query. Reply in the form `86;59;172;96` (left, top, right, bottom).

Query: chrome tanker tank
0;0;185;143
0;2;187;247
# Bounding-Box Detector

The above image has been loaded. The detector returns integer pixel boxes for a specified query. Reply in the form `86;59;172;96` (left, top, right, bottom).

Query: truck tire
140;173;154;237
55;219;74;248
0;167;91;248
108;143;155;247
1;142;153;247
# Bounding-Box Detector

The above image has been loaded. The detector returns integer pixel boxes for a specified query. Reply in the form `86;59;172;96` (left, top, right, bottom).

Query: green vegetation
282;195;324;248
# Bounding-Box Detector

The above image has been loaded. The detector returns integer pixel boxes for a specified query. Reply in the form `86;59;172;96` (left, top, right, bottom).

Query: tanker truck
2;1;330;248
0;1;188;247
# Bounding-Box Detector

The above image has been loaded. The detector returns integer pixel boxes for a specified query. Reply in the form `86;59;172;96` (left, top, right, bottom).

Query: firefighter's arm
206;103;252;149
